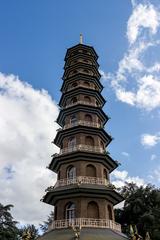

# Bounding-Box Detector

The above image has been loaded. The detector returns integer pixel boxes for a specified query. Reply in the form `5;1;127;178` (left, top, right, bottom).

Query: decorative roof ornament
22;230;32;240
80;33;83;44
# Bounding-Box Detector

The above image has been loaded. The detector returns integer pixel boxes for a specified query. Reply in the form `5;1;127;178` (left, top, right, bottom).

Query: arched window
87;201;99;218
58;171;60;180
83;59;89;63
70;114;77;125
54;206;57;220
68;137;76;148
73;70;78;74
83;69;89;74
72;60;77;65
86;164;96;177
108;205;113;220
98;118;101;126
100;141;104;150
85;114;92;122
104;169;108;181
84;81;90;87
65;202;75;220
67;166;76;180
71;82;78;88
70;97;77;104
84;96;91;103
85;136;94;146
83;50;88;54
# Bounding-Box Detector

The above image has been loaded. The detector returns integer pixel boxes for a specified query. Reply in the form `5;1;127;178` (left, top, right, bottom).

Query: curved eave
62;63;101;80
56;105;109;127
53;126;112;147
49;151;118;173
43;185;124;206
60;74;104;92
59;87;106;107
64;44;98;60
64;53;99;69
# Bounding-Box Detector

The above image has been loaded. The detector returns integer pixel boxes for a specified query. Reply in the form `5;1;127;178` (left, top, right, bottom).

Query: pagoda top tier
64;43;98;61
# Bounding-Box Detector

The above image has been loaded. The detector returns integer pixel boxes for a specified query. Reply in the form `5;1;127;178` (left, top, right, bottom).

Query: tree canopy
19;224;39;240
115;183;160;240
0;203;39;240
0;203;19;240
40;211;54;233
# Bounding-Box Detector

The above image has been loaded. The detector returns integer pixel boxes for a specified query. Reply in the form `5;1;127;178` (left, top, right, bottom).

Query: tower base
38;227;128;240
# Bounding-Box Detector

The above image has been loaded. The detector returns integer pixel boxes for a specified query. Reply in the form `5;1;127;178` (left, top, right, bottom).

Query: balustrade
54;176;109;188
64;120;102;130
63;101;100;109
49;218;121;232
59;144;104;155
67;84;96;92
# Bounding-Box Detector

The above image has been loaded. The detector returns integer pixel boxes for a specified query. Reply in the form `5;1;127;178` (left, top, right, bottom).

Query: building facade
40;41;128;240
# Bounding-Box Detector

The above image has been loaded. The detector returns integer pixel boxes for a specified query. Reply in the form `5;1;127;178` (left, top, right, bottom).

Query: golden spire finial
80;34;83;44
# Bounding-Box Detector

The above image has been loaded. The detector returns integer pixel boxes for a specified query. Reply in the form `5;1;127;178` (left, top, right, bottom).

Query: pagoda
40;38;128;240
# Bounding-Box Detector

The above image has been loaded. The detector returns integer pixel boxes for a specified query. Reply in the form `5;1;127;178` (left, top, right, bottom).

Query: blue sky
0;0;160;226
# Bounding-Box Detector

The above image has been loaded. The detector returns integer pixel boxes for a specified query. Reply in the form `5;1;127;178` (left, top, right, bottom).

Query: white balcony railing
58;145;104;156
63;101;101;109
64;120;102;130
54;176;109;188
49;218;121;232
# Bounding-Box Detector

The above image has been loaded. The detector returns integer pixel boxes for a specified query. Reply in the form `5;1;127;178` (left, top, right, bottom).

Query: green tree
0;203;19;240
40;211;54;233
115;183;160;240
19;224;39;240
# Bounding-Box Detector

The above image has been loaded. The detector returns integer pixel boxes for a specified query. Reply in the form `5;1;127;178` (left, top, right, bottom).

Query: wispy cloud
127;3;160;44
150;154;157;160
141;132;160;147
0;73;59;226
102;0;160;111
149;166;160;183
121;151;130;157
111;169;145;188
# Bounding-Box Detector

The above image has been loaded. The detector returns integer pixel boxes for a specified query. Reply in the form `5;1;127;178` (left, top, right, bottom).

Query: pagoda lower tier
48;151;119;173
56;104;109;127
41;181;124;234
43;184;123;207
54;126;112;148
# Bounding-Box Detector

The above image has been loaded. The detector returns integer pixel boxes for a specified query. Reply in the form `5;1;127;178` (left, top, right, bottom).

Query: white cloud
136;75;160;110
147;62;160;73
115;88;135;105
111;170;145;188
149;166;160;183
141;132;160;147
127;3;160;44
121;151;130;157
99;70;109;81
0;72;59;226
103;1;160;111
112;170;128;181
150;154;157;161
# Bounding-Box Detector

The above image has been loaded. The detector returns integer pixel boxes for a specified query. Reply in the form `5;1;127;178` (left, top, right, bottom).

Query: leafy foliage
0;203;39;240
0;203;19;240
19;224;39;240
40;211;54;233
115;183;160;240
